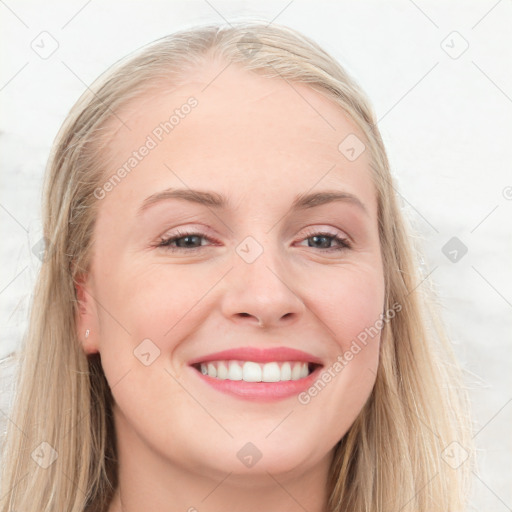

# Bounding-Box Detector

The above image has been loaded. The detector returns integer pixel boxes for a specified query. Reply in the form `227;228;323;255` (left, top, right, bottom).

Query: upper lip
188;346;324;366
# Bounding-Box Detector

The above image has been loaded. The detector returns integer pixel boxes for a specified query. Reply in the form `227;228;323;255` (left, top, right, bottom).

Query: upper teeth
199;360;311;382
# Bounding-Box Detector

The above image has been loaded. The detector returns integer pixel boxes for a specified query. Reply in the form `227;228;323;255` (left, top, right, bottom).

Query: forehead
100;60;375;215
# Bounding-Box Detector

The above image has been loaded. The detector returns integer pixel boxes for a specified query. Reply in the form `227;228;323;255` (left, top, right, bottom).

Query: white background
1;1;511;510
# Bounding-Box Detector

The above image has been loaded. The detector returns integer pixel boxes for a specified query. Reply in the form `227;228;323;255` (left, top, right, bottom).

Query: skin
76;57;385;512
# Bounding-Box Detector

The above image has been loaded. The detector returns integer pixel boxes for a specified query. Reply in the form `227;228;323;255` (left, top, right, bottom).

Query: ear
74;272;100;355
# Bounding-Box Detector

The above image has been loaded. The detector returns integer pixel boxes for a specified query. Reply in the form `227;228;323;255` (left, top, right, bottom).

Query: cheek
295;264;384;430
93;264;210;448
94;261;222;369
309;263;385;353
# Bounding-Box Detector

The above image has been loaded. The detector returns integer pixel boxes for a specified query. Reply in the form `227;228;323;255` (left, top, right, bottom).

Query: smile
187;346;324;401
192;360;320;382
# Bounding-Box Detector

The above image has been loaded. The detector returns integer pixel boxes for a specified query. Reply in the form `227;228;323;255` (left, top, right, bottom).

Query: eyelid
301;225;349;239
158;223;216;240
158;223;350;241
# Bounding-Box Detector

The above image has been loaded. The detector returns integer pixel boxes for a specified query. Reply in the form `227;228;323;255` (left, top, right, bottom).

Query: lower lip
190;364;323;402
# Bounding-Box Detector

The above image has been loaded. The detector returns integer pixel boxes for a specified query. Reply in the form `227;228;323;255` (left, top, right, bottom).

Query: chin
197;439;323;479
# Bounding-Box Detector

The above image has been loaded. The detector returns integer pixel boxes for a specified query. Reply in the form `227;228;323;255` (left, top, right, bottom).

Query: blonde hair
0;21;473;512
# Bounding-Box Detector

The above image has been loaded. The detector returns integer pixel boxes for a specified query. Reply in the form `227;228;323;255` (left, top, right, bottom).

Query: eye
297;230;352;252
156;228;352;253
157;229;216;252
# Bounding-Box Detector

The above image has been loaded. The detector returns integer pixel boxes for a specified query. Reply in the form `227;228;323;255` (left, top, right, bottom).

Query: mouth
191;360;322;382
187;346;324;401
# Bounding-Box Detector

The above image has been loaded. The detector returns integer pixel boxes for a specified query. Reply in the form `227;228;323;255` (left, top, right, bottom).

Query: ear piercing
85;329;90;339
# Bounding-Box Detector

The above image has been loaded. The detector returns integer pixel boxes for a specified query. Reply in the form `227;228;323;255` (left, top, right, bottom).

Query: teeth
228;361;243;381
198;360;312;382
291;362;302;380
207;363;217;378
217;361;228;379
262;362;280;382
281;362;292;381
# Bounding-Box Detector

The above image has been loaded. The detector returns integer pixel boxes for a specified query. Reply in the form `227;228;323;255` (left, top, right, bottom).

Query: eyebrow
136;187;369;216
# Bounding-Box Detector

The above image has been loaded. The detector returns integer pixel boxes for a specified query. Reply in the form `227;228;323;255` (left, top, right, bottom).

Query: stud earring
85;329;90;339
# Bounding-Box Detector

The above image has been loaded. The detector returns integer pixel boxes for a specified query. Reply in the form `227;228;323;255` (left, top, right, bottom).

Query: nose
220;249;306;329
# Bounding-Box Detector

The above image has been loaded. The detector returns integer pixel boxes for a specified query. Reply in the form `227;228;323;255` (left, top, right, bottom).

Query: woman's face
78;60;385;482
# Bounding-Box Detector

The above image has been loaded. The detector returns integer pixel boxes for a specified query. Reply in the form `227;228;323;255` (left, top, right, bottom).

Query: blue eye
300;232;351;251
157;230;351;252
157;230;211;251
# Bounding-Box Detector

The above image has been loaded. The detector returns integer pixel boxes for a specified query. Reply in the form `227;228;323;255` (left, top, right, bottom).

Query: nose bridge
220;232;304;326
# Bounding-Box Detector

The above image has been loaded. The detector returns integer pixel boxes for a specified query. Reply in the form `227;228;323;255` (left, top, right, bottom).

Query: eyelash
156;228;352;252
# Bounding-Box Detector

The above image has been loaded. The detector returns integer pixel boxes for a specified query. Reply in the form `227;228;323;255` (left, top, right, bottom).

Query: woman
0;21;473;512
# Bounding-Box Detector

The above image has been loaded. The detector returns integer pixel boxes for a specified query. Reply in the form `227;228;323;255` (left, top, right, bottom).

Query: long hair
0;21;473;511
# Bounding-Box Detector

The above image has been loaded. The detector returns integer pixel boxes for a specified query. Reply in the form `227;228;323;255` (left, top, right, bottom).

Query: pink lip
187;346;323;366
187;346;324;402
190;364;323;402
